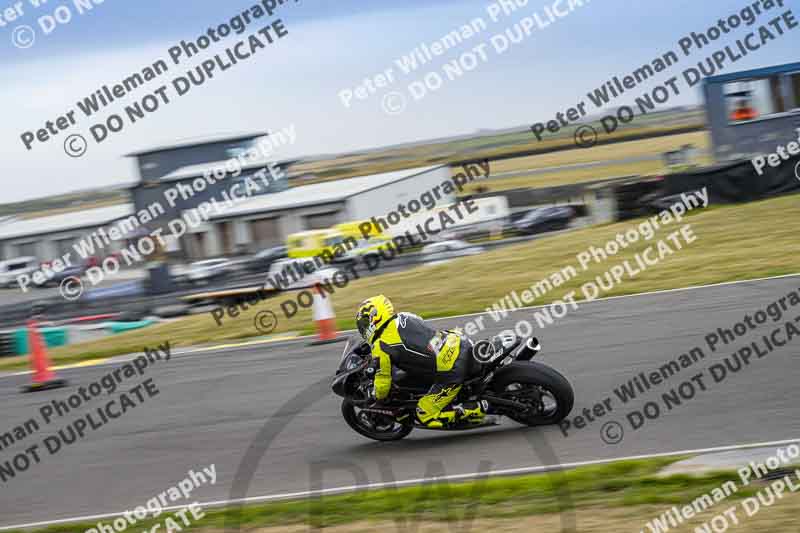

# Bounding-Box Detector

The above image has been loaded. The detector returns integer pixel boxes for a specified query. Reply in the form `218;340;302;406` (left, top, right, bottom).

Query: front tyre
341;400;414;441
491;361;574;426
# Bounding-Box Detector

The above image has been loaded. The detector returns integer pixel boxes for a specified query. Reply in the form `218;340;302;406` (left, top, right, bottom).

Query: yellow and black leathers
369;312;485;428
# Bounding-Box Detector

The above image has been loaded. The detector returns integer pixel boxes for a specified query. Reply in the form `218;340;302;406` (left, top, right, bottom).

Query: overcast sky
1;0;797;203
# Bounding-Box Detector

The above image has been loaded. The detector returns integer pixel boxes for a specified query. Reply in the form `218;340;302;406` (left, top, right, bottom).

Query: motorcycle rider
355;294;487;428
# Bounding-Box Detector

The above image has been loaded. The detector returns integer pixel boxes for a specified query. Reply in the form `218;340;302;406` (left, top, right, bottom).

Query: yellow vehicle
335;221;404;260
286;229;355;260
287;222;397;264
334;221;377;241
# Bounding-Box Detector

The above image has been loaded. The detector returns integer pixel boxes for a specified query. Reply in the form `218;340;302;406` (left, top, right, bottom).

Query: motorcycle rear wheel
341;400;414;441
491;361;574;426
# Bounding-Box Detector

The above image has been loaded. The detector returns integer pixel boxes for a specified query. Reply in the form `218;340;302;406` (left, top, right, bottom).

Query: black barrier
665;155;800;203
613;154;800;221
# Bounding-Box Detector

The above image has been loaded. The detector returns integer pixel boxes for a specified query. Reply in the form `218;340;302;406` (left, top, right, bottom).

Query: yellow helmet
356;295;395;342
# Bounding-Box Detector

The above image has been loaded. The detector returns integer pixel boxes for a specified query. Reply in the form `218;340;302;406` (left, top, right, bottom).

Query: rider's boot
416;410;456;429
453;400;489;424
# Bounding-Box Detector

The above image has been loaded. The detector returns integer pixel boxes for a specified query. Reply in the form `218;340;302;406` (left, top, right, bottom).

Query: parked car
514;206;575;235
33;263;86;288
265;257;341;291
331;236;396;267
646;192;703;213
0;256;39;289
185;258;234;284
246;246;288;273
420;240;484;262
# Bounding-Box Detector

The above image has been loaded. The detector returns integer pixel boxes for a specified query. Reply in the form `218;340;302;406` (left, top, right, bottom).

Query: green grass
485;131;710;175
460;130;712;192
5;456;775;532
3;192;798;371
293;121;706;185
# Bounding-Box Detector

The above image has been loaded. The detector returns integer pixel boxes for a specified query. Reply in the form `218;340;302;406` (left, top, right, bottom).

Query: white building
0;204;134;262
203;165;454;256
0;166;455;262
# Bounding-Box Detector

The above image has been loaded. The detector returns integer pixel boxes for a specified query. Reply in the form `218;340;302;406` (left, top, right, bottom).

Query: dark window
304;212;339;230
250;218;281;249
54;238;74;258
7;261;30;271
17;243;37;258
218;222;236;255
723;78;782;124
789;73;800;111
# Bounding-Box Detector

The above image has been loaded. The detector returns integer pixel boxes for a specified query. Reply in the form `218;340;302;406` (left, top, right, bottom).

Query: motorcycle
331;334;574;441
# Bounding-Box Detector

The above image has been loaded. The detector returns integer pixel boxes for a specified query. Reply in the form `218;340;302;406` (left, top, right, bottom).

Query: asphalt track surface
1;275;800;528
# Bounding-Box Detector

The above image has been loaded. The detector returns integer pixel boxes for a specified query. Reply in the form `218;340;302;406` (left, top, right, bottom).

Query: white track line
1;437;798;531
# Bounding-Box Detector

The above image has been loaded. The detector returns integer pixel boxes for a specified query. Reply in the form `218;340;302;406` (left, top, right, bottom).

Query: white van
0;257;40;289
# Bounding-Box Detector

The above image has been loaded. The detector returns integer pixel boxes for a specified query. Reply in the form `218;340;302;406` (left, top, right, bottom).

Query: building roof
210;165;443;220
704;62;800;85
0;204;134;241
125;132;269;158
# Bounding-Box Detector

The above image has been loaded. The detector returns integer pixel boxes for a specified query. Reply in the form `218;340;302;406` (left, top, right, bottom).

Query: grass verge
465;159;667;192
459;131;712;192
6;457;793;532
485;131;710;175
3;192;798;371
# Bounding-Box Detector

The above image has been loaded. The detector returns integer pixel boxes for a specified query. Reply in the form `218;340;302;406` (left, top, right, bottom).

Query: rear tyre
341;400;414;441
491;361;574;426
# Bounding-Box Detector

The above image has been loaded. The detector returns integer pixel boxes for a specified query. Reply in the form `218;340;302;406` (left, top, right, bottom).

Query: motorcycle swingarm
482;394;531;411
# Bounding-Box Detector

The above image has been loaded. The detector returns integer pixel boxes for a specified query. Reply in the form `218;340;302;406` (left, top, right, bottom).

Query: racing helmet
356;295;394;343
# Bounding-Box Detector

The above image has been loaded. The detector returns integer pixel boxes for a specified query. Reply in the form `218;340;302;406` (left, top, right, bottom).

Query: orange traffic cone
310;284;342;345
21;319;67;393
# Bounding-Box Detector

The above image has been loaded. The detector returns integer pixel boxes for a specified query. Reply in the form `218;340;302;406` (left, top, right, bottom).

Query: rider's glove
364;383;379;406
354;340;371;355
368;383;391;408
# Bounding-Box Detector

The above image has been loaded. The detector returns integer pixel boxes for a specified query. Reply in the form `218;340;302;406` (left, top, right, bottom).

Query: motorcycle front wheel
341;400;415;441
